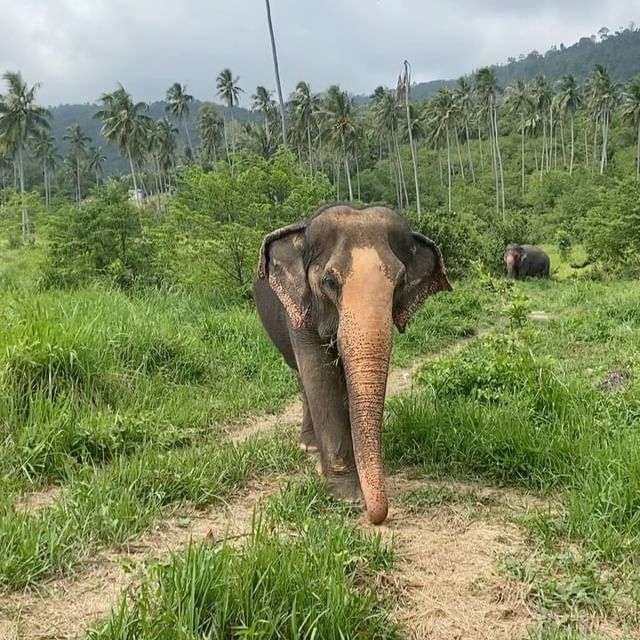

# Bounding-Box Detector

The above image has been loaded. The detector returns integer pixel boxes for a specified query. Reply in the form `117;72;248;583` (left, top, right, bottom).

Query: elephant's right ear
257;223;310;329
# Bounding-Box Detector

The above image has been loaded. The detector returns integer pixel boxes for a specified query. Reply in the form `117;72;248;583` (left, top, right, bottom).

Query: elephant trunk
338;299;393;525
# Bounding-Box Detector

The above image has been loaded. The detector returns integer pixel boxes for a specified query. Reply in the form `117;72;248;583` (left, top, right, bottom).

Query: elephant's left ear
257;222;311;329
393;233;452;333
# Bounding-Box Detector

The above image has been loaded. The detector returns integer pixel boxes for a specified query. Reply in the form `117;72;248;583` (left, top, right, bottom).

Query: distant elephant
253;204;451;524
504;243;550;279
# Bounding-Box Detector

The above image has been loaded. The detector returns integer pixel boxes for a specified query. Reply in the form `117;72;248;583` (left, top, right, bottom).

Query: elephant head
504;243;526;279
256;204;451;524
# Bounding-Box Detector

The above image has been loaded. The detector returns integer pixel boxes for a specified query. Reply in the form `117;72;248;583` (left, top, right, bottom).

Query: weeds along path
3;328;522;640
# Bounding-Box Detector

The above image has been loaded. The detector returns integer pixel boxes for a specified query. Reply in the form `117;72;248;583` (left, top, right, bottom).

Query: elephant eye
321;273;340;293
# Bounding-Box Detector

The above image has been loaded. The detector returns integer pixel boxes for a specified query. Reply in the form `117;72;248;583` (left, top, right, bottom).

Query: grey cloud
0;0;637;106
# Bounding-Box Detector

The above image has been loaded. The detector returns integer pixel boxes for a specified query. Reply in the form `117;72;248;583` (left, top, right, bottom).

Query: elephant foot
299;428;318;453
325;470;363;505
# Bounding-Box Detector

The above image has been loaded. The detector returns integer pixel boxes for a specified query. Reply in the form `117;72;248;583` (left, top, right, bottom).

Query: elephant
504;243;550;280
252;203;451;524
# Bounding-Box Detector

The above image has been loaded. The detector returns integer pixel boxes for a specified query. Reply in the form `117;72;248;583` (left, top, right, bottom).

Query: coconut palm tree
95;85;151;203
531;74;552;176
290;81;320;171
86;146;106;186
475;67;505;217
63;124;91;207
557;74;582;175
216;68;243;162
398;61;421;219
429;89;459;212
454;77;476;184
165;82;194;155
370;87;407;210
0;71;50;239
251;86;276;142
321;85;356;200
621;77;640;180
198;101;223;166
505;79;533;194
30;129;56;207
264;0;287;145
586;65;618;175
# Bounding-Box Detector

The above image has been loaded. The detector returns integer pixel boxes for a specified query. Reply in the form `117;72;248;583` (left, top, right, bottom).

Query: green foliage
43;183;157;288
584;177;640;275
0;191;45;246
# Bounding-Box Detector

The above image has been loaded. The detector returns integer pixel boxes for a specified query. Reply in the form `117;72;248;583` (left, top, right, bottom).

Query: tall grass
88;477;397;640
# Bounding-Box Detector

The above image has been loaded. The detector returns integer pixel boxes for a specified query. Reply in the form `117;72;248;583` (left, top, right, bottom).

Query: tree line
1;61;640;242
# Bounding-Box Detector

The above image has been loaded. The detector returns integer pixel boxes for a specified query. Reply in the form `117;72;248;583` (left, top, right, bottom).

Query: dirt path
2;329;543;640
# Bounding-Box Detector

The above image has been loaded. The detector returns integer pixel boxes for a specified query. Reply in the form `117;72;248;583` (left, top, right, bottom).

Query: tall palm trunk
592;116;599;173
17;146;28;240
478;126;484;171
489;118;499;214
306;124;314;171
445;126;452;213
126;146;140;207
570;116;575;175
636;122;640;180
520;114;525;194
43;161;49;209
493;108;506;219
341;133;353;201
464;122;476;183
392;128;409;206
599;110;609;175
404;93;421;218
183;122;194;156
76;157;81;209
560;120;566;168
265;0;287;145
454;124;465;180
540;118;547;180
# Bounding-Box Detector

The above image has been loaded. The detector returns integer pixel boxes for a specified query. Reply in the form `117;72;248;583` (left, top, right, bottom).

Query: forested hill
408;26;640;100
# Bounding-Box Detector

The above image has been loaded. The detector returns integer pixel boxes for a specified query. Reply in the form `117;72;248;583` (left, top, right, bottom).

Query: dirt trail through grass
2;328;542;640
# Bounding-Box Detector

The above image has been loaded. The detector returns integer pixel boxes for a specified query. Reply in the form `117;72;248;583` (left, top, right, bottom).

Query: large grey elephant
253;203;451;524
504;243;550;279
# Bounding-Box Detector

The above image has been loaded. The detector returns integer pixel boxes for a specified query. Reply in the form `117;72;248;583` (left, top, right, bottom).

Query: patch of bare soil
530;310;552;321
375;477;542;639
0;480;278;640
13;487;62;514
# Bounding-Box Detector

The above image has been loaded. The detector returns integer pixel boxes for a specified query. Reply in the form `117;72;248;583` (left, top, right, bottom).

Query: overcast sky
1;0;637;107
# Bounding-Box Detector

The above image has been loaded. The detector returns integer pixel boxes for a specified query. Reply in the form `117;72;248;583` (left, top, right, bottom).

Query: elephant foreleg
298;375;318;452
291;329;362;503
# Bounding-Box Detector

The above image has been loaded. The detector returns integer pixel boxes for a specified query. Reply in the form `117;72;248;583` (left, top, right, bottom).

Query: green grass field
1;249;639;639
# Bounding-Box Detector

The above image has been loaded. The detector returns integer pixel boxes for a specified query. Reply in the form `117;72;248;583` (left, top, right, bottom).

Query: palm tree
251;86;276;142
429;89;457;212
455;77;476;183
321;85;356;200
290;81;320;171
95;85;151;202
86;146;106;186
63;124;91;207
621;77;640;180
475;67;505;217
370;87;406;210
531;74;552;176
264;0;287;145
30;129;56;207
397;61;421;219
586;65;618;175
505;79;533;194
557;74;582;175
165;82;194;155
0;71;50;239
216;69;243;162
198;101;223;166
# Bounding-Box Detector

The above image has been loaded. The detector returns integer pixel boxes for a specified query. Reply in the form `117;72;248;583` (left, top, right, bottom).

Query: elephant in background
504;243;550;279
253;204;451;524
